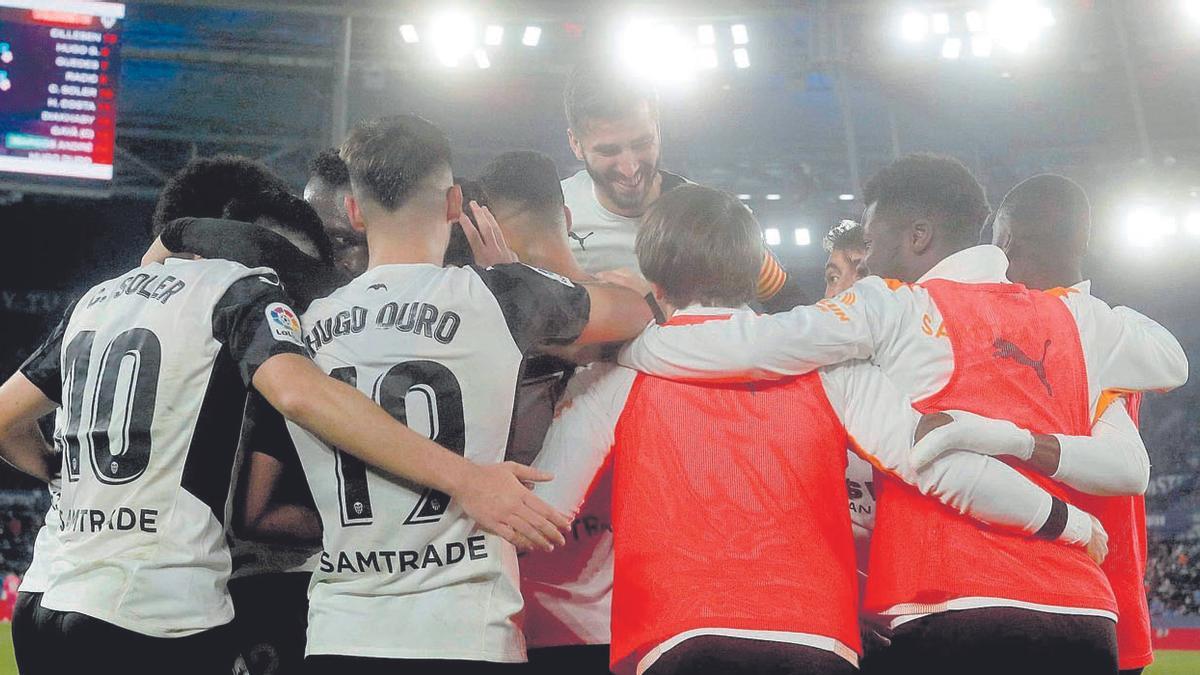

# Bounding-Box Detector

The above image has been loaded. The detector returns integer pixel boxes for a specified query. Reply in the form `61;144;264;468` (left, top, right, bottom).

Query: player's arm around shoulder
1058;287;1188;393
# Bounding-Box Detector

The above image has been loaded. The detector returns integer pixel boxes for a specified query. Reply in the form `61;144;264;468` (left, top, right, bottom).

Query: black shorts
305;655;525;675
13;593;234;675
860;607;1118;675
524;644;611;674
230;572;311;675
643;636;856;675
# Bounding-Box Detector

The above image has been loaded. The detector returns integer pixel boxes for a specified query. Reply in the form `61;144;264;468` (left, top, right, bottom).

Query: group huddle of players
0;61;1189;675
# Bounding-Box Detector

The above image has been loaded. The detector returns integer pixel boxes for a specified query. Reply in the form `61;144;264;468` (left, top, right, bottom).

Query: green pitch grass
0;621;1195;673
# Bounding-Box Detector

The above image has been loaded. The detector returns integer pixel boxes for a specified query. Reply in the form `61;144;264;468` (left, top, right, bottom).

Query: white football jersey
284;262;590;662
19;469;61;594
19;259;307;637
561;169;688;274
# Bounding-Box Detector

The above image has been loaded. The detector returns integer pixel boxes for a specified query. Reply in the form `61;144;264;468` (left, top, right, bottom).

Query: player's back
43;258;287;637
290;262;589;662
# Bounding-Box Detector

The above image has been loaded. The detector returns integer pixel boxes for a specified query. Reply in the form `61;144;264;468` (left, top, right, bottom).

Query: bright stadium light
765;193;782;201
794;228;812;246
965;10;986;33
1124;205;1178;248
697;24;716;45
737;193;752;201
522;25;542;46
484;25;504;46
430;11;475;67
900;11;929;42
732;47;751;69
972;35;994;57
399;24;420;44
764;228;782;246
731;24;749;45
839;193;855;201
619;21;696;83
473;48;491;69
695;47;719;69
989;0;1054;54
1185;0;1200;24
941;37;963;59
1185;209;1200;238
931;12;951;34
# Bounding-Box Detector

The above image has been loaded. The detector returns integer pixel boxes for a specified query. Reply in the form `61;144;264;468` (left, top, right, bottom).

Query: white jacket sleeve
1053;401;1149;496
1065;292;1189;396
820;361;1094;545
530;362;635;514
618;278;898;381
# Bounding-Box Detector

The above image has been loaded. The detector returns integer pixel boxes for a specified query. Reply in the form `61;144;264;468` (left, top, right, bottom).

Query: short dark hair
995;174;1090;248
823;220;865;254
308;148;350;189
480;150;564;217
152;154;291;233
636;185;761;309
222;189;335;264
442;178;490;268
862;153;990;247
340;114;452;211
564;59;659;134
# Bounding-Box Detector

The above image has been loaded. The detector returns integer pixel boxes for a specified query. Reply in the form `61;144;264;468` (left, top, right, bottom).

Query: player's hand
455;461;571;552
141;236;177;267
459;201;518;267
1086;515;1109;565
910;410;1035;470
596;267;654;297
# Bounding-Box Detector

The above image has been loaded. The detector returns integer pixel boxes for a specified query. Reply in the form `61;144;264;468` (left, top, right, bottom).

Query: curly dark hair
151;154;291;233
995;173;1090;247
222;190;334;264
480;150;564;216
340;114;452;211
863;153;990;247
308;148;350;189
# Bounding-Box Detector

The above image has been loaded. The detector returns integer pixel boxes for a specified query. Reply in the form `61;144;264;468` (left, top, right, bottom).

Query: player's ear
567;128;585;162
911;219;933;255
650;282;676;317
563;205;573;234
345;194;366;233
446;184;464;224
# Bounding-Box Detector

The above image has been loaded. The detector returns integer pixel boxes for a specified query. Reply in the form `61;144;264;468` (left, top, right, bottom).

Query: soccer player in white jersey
0;212;573;675
281;115;650;674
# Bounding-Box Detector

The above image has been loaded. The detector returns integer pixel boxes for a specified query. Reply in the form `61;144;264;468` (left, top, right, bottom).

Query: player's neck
1025;265;1084;291
519;238;591;282
365;228;446;269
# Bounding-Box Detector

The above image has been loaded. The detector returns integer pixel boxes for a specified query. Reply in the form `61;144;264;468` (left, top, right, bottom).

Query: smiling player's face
570;103;661;218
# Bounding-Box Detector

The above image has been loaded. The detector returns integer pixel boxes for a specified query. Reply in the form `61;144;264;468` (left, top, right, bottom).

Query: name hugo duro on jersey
303;301;461;353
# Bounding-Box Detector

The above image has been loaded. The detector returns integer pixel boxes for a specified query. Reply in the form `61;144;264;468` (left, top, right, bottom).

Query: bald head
993;174;1090;289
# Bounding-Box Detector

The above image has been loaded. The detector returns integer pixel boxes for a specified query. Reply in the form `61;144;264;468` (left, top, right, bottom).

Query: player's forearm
242;503;322;544
1045;410;1150;496
0;420;54;483
574;283;652;345
254;354;473;497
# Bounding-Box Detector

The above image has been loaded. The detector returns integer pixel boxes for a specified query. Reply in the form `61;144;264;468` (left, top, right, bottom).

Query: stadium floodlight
931;12;951;34
839;193;855;201
989;0;1054;54
731;24;749;45
733;47;751;68
764;228;782;246
794;228;812;246
697;24;716;45
484;25;504;46
900;11;929;42
695;48;719;69
737;194;752;201
522;25;542;47
965;10;986;33
473;48;491;69
971;35;994;58
399;24;420;44
1124;205;1178;248
941;37;963;59
1186;0;1200;23
430;11;475;67
1185;209;1200;238
765;193;782;201
619;21;696;83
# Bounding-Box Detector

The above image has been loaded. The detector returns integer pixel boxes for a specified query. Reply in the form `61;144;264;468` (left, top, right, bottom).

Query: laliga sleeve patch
522;263;575;287
265;302;304;346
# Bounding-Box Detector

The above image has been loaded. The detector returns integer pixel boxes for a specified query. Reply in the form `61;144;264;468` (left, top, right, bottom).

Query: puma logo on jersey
368;283;388;291
993;338;1053;396
570;231;595;250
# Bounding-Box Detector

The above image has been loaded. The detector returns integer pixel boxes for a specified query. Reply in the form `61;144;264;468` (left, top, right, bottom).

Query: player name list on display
0;1;125;181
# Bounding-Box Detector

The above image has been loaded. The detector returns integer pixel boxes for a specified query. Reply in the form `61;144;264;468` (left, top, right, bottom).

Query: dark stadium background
0;0;1198;671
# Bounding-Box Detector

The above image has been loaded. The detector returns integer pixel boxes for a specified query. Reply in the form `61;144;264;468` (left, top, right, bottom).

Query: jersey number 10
328;362;466;528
